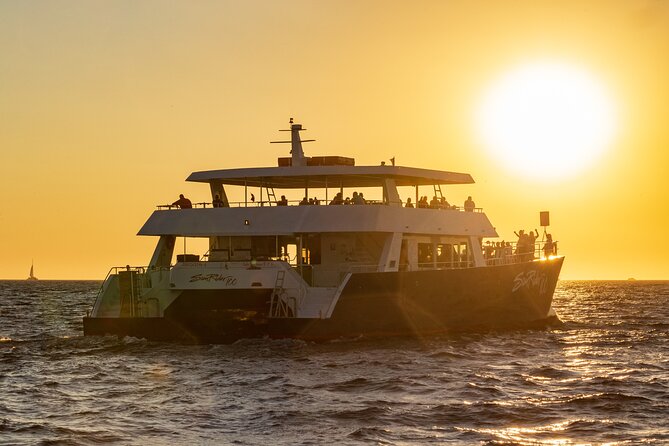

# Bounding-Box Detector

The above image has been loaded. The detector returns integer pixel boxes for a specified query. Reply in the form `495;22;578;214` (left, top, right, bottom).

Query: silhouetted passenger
330;192;344;205
212;195;223;208
299;197;309;206
543;234;557;258
405;197;414;208
172;194;192;209
514;229;526;255
484;242;494;260
439;197;451;209
312;197;320;205
277;195;288;206
464;196;475;212
527;229;539;259
430;196;439;209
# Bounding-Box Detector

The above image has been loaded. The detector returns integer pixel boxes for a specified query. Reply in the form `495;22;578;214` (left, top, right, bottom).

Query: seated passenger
299;197;309;206
277;195;288;206
312;197;320;205
330;192;344;205
429;196;439;209
212;194;224;208
353;191;365;205
439;197;450;209
405;197;414;208
172;194;192;209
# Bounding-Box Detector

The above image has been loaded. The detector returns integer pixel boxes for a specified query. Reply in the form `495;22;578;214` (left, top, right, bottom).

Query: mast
270;118;315;167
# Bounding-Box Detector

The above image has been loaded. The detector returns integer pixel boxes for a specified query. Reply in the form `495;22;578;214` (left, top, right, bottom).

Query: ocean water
1;280;668;445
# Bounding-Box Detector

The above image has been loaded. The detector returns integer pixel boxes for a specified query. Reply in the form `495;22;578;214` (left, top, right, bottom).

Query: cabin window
435;242;472;268
418;243;433;268
251;236;279;259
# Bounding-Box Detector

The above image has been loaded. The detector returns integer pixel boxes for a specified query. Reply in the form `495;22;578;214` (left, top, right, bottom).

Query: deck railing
157;201;483;212
483;240;558;265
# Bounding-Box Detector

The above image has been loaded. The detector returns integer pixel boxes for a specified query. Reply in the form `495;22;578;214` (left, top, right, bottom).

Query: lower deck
84;256;564;343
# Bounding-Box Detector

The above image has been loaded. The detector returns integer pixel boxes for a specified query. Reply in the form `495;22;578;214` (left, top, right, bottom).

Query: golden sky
2;1;668;279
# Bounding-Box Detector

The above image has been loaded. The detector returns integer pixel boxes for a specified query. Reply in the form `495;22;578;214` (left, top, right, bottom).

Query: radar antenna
270;118;315;167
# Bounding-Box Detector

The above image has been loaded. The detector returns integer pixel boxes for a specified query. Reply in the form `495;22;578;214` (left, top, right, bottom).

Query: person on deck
527;229;539;259
464;196;475;212
172;194;192;209
277;195;288;206
405;197;414;208
543;234;557;258
212;195;224;208
514;229;526;255
330;192;344;205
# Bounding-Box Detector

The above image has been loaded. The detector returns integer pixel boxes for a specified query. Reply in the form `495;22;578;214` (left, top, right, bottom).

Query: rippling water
1;280;668;445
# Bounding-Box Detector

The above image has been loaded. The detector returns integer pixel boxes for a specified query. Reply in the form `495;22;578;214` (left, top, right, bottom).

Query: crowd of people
514;229;539;261
171;192;477;211
406;195;475;211
328;191;367;205
483;241;514;265
484;229;558;264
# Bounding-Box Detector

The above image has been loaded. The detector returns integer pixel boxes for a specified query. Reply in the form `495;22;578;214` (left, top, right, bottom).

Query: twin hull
83;257;564;343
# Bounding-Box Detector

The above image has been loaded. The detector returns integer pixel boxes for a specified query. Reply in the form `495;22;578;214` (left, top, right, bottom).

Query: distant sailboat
27;262;38;281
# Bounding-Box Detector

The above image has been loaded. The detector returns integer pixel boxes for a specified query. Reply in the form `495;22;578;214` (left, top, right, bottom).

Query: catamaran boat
83;120;564;343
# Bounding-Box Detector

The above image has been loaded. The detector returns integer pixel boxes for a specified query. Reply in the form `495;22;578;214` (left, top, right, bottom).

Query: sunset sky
2;1;668;280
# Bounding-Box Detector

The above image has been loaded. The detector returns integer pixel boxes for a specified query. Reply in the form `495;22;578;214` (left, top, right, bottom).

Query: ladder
266;186;277;206
433;184;444;200
269;270;295;317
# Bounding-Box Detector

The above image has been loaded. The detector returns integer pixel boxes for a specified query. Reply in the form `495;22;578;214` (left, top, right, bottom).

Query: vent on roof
278;156;355;167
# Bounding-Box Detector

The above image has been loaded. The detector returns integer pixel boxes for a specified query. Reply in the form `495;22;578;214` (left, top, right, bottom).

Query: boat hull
83;257;564;343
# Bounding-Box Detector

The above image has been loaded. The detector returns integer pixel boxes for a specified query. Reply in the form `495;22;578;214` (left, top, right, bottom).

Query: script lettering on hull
189;274;238;286
512;270;548;295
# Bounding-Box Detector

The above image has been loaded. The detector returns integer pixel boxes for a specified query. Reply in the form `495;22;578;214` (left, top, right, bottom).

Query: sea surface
1;280;668;445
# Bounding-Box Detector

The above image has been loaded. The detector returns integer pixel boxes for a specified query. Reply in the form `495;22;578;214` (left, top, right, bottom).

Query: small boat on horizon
27;262;38;281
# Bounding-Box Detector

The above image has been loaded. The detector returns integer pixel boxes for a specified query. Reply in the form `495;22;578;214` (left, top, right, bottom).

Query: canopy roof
187;165;474;188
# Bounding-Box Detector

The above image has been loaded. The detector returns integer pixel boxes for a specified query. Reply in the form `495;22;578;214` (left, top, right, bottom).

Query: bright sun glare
476;61;617;180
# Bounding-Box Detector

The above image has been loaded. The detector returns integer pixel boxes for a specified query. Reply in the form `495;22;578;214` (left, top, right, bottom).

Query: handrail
483;240;559;265
157;201;484;212
89;265;147;317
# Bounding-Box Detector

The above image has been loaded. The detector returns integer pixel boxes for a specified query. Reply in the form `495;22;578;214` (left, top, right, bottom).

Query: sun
476;61;617;180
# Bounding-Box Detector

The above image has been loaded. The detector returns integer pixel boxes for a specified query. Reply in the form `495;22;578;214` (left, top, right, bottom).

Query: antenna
270;118;315;166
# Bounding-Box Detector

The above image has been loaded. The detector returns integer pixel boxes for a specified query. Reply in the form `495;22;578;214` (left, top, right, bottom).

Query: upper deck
142;120;493;238
186;119;474;188
187;164;474;189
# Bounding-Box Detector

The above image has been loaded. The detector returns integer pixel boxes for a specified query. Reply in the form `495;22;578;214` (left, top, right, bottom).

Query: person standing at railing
464;196;475;212
543;234;557;258
172;194;192;209
514;229;526;255
527;229;539;259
